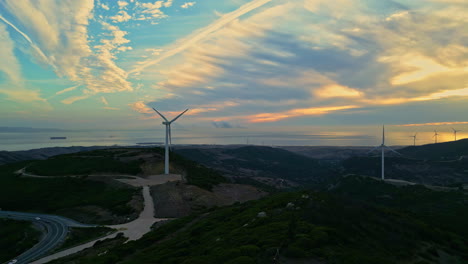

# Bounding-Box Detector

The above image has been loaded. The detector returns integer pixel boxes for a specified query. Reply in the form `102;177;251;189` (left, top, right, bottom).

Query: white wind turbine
368;126;401;180
152;108;189;175
410;133;417;146
433;130;439;144
452;127;461;141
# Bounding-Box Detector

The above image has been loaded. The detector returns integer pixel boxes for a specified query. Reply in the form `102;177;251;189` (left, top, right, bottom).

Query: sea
1;128;459;152
0;129;381;151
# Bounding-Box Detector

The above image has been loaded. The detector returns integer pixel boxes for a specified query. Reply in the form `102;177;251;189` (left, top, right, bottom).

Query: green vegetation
27;151;142;176
330;175;468;237
50;178;468;264
399;138;468;160
0;219;40;263
54;227;115;253
342;156;468;185
171;153;227;190
144;147;227;190
176;146;337;187
0;162;139;224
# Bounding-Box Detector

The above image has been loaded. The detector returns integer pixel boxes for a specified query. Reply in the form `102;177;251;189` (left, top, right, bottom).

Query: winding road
0;211;94;264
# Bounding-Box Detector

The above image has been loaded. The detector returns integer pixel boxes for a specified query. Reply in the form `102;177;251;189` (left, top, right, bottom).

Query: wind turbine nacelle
162;121;170;125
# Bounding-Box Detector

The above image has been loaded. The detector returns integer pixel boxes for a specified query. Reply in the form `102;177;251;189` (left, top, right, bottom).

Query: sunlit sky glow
0;0;467;145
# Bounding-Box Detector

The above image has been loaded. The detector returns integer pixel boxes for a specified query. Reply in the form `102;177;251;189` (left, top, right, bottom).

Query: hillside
399;139;468;160
342;156;468;185
49;176;468;264
0;161;142;224
0;146;116;165
176;146;337;188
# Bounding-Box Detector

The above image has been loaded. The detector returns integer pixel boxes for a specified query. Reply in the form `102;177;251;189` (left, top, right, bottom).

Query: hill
0;146;116;165
342;156;468;185
49;176;468;264
399;139;468;160
0;161;141;224
176;146;337;189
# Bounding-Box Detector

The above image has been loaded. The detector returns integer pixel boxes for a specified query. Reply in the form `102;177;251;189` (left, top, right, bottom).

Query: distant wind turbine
368;126;401;180
452;128;461;141
410;133;417;146
152;108;189;174
433;130;439;144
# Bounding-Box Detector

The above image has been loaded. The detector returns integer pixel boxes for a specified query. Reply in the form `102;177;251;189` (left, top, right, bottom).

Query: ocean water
0;129;380;151
1;128;461;151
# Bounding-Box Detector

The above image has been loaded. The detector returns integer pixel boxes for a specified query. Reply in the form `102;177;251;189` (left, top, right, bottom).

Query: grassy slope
399;139;468;160
26;149;143;176
342;156;468;185
0;162;139;224
0;219;40;263
53;227;115;253
176;146;336;186
51;178;468;264
26;148;226;190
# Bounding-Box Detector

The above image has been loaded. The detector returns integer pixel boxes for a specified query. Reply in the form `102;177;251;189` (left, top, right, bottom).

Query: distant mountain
399;138;468;160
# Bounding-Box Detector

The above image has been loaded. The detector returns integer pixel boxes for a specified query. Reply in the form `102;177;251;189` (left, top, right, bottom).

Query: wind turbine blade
170;109;189;123
385;145;402;156
367;146;380;154
152;108;169;122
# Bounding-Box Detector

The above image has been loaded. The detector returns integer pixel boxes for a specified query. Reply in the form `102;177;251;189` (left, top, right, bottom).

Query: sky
0;0;467;146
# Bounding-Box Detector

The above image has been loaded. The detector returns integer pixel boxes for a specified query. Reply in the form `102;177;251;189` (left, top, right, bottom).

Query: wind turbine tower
433;130;439;144
452;128;461;141
152;108;189;174
368;126;400;180
410;133;417;146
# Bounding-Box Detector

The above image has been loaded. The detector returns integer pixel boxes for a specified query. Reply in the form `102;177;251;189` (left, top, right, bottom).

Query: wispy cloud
181;2;196;9
56;85;80;95
129;0;274;75
397;121;468;127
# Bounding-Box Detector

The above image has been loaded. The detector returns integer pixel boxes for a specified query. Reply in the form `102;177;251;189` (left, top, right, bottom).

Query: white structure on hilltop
433;130;439;144
152;108;189;174
452;128;461;141
368;126;401;180
410;133;417;146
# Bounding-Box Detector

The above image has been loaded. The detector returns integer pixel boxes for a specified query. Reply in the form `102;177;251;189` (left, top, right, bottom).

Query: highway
0;211;94;264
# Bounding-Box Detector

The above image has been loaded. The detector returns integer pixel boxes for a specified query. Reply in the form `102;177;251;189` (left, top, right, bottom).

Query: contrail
0;14;55;69
129;0;274;75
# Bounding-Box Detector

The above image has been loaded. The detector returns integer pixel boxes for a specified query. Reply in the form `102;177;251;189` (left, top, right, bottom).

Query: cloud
181;2;196;9
101;3;110;10
212;121;233;128
1;0;133;102
397;121;468;127
0;22;48;105
118;1;129;9
100;96;109;106
55;85;80;95
130;0;274;75
244;105;358;123
61;95;90;105
110;10;132;22
129;101;153;114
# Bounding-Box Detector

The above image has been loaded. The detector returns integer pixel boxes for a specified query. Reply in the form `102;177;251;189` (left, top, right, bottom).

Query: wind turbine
152;108;189;174
410;133;417;146
433;130;439;143
368;126;401;180
452;128;461;141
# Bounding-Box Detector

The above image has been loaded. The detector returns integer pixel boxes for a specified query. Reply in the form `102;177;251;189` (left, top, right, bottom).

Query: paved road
31;186;170;264
0;211;94;264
